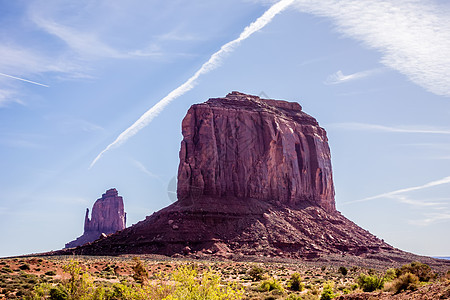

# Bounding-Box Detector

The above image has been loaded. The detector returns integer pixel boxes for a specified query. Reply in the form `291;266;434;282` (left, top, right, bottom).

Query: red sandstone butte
62;92;405;260
65;188;126;248
178;91;335;212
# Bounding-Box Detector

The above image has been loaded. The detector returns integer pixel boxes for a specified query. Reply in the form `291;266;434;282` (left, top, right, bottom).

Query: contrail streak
342;175;450;205
0;72;49;87
90;0;294;168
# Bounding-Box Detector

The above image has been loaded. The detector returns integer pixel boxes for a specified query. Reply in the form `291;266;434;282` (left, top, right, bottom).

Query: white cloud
0;43;88;102
31;16;125;59
325;68;383;85
130;159;159;179
0;89;23;107
30;10;200;60
292;0;450;97
44;115;104;134
0;72;49;87
388;195;445;208
0;134;45;149
342;175;450;205
0;44;69;75
342;177;450;225
157;29;201;42
409;211;450;226
330;122;450;134
89;0;295;168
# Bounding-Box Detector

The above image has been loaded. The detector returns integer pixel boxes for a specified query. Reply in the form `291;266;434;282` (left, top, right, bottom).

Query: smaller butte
65;188;126;248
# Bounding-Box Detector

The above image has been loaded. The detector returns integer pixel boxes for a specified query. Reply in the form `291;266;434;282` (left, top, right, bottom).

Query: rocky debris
65;188;126;248
59;93;427;264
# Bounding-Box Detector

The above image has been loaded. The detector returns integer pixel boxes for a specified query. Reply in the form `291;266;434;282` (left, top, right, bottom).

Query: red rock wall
177;92;335;212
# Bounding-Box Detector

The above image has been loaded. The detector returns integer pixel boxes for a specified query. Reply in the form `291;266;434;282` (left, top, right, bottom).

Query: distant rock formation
65;188;126;248
61;93;406;261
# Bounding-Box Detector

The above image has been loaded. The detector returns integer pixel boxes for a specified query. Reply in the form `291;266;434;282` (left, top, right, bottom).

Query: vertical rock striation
65;188;126;248
177;91;335;212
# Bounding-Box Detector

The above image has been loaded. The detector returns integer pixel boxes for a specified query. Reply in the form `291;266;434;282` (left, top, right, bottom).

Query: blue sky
1;0;449;257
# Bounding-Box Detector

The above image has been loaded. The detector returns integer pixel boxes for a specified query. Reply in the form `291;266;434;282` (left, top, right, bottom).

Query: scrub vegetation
0;257;448;299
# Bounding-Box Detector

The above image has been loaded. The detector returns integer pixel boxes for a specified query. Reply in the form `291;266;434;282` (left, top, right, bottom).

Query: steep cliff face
84;189;126;234
178;91;335;212
65;188;126;248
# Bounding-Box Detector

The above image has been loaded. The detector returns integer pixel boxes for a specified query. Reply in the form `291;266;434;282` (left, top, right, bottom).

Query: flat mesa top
203;91;318;126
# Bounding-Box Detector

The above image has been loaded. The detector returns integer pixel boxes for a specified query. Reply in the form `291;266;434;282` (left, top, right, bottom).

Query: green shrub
388;272;419;294
49;285;68;300
1;267;12;273
19;263;30;270
287;273;304;291
248;266;265;281
259;278;284;292
356;273;385;292
62;260;94;298
398;262;434;282
45;270;57;276
131;257;149;284
320;281;336;300
338;266;348;276
384;268;397;281
171;265;244;299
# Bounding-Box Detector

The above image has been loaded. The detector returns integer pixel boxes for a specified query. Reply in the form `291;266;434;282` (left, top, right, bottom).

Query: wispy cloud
0;43;86;105
388;195;445;208
31;16;124;59
130;159;159;179
325;68;383;85
157;29;201;42
44;115;103;134
409;211;450;226
330;122;450;135
0;89;23;107
292;0;450;97
128;48;163;58
0;72;49;87
0;44;80;79
341;179;450;225
0;132;46;149
31;13;198;60
342;175;450;205
89;0;295;168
